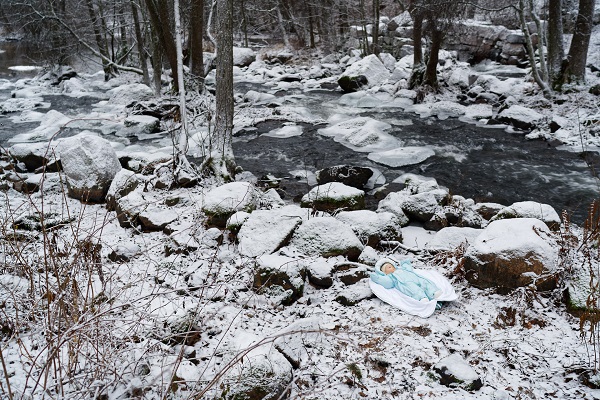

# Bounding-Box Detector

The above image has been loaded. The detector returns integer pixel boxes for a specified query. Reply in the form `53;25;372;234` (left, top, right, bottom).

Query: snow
8;65;41;72
289;216;363;257
1;24;600;399
202;181;258;216
301;182;364;205
426;227;483;253
237;208;303;257
367;146;435;167
262;123;303;138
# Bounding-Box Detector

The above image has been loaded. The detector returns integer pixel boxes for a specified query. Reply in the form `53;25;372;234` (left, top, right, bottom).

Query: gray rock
253;254;305;306
335;280;374;306
58;134;122;202
316;165;373;189
301;182;365;212
237;208;302;257
491;201;561;230
290;217;363;260
433;354;482;391
202;182;259;227
306;259;335;288
335;210;402;247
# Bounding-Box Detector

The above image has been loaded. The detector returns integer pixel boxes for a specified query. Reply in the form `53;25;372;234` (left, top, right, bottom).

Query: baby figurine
370;258;441;302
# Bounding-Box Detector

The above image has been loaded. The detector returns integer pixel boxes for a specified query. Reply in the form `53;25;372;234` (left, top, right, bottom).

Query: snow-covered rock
463;218;559;292
335;210;403;246
253;254;304;305
122;115;160;136
9;141;57;172
114;191;148;229
237;208;303;258
368;146;435;167
338;55;391;92
243;90;277;104
376;192;410;226
426;227;483;253
430;101;467;119
233;47;256;67
473;202;505;220
0;97;45;113
335;279;374;306
433;354;483;391
274;317;331;368
226;211;250;232
202;182;259;227
108;242;141;262
58;133;122;202
108;83;153;105
497;105;545;130
491;201;561;230
316;165;373;189
106;169;142;212
289;216;363;260
301;182;365;212
306;258;335;288
138;207;179;231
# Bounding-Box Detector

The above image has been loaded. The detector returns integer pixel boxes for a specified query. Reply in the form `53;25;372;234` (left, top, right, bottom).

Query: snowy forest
0;0;600;399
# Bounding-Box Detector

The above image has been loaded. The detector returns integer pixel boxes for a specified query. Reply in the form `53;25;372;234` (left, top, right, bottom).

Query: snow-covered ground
1;25;600;399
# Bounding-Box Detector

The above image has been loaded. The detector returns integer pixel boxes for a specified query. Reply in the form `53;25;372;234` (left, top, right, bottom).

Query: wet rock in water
39;65;77;85
496;104;545;130
306;259;335;288
289;216;363;260
202;182;259;227
316;165;373;189
338;54;391;92
335;262;370;285
463;218;559;293
335;210;403;247
237;208;302;258
432;354;483;391
253;254;304;306
491;201;561;230
58;134;122;203
301;182;365;212
338;75;368;92
335;280;374;306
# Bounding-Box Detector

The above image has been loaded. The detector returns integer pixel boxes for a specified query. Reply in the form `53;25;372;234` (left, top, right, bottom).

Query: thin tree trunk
190;0;204;85
412;11;423;66
528;0;548;83
518;0;551;97
240;0;249;47
86;0;112;80
131;0;150;86
276;3;291;48
372;0;380;55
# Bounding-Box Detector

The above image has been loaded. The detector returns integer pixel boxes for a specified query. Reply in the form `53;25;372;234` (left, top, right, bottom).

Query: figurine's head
380;262;396;275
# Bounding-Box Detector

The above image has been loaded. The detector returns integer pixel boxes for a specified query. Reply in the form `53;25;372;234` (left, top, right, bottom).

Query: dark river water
1;40;598;224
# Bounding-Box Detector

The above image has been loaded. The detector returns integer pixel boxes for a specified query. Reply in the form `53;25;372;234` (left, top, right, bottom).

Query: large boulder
202;182;259;227
491;201;561;230
289;216;363;260
106;169;143;211
301;182;365;212
338;55;391;92
232;47;256;67
335;210;402;247
237;207;304;258
108;83;153;105
463;218;559;292
58;134;122;202
253;254;304;306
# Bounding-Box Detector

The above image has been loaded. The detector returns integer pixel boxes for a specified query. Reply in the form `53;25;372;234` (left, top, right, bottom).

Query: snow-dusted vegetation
1;0;600;399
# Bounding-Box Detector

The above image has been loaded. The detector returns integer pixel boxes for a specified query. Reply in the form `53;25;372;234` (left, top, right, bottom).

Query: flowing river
1;40;598;224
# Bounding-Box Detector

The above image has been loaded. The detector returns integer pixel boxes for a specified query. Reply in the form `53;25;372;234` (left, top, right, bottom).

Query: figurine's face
381;262;396;275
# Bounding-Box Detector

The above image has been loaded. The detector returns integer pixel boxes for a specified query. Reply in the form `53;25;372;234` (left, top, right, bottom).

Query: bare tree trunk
563;0;595;83
144;0;179;92
209;0;236;180
131;0;150;86
240;0;249;47
372;0;380;55
424;27;443;88
547;0;564;89
308;3;315;48
411;11;423;66
518;0;551;97
276;2;291;48
86;0;112;80
528;0;548;83
190;0;204;86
